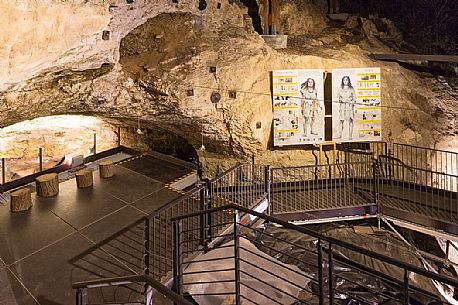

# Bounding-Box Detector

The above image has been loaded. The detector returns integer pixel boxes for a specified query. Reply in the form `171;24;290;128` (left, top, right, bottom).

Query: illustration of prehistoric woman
336;76;356;140
300;78;322;135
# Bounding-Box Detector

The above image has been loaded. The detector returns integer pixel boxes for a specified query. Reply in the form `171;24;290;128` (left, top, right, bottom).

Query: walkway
0;153;195;305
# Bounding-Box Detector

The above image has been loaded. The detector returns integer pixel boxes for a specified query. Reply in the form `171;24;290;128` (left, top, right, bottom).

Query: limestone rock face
0;0;198;91
0;0;457;174
278;0;328;36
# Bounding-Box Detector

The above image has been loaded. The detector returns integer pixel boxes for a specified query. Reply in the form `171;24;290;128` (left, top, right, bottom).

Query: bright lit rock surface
0;0;457;174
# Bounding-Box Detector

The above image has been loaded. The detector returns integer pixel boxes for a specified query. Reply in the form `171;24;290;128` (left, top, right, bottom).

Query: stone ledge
261;35;288;49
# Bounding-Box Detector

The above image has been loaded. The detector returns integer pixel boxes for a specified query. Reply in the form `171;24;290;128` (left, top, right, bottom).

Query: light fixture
136;117;143;135
199;125;205;151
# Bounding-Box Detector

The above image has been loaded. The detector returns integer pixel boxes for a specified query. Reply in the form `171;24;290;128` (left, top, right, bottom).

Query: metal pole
173;220;183;295
264;165;271;215
317;239;324;305
344;146;349;182
446;240;450;258
1;158;5;185
403;269;409;305
328;242;334;305
93;133;97;155
39;147;43;172
199;187;207;251
144;284;153;305
117;126;121;147
372;160;379;207
251;155;255;183
76;288;87;305
234;211;241;305
144;218;150;276
206;181;213;239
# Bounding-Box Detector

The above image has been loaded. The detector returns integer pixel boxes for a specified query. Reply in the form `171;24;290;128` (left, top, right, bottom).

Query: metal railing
171;204;458;305
269;142;458;234
70;163;270;296
0;127;128;193
385;143;458;192
270;162;375;216
73;274;194;305
70;141;458;304
148;163;268;281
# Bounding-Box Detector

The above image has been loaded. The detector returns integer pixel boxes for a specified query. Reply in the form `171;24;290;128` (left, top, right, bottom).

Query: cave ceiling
0;0;457;170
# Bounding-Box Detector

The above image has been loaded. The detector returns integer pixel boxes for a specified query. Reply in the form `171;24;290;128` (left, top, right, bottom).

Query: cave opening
131;127;199;165
241;0;263;34
0;115;200;183
0;115;118;182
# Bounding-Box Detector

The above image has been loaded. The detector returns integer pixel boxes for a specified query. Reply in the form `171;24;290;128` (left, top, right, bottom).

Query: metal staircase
71;142;458;305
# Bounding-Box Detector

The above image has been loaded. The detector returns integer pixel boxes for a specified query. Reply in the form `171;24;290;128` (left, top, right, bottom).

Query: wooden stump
99;160;114;178
75;169;93;188
11;188;32;212
36;173;59;197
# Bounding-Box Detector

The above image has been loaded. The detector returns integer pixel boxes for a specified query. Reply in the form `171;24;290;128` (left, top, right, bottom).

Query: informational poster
272;69;325;146
332;68;381;142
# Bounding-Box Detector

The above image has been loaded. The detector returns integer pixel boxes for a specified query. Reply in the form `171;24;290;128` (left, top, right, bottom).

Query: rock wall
0;0;457;176
0;0;200;91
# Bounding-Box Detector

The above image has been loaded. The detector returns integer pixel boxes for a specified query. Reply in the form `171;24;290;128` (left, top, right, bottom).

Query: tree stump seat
99;160;114;178
11;188;32;212
35;173;59;197
75;169;93;188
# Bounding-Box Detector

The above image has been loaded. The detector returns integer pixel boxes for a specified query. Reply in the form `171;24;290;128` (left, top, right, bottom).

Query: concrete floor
0;154;194;305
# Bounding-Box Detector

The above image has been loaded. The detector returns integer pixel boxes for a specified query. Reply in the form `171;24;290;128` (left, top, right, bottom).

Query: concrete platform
0;153;196;305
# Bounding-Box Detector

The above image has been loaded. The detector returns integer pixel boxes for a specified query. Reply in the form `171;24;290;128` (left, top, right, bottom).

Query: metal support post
117;126;121;147
199;187;208;251
76;288;88;305
144;218;150;275
328;242;334;305
317;239;324;305
206;182;213;239
39;147;43;172
1;158;5;185
403;269;409;305
251;155;255;183
234;211;241;305
264;165;271;215
144;285;153;305
387;148;393;181
93;133;97;155
344;147;349;182
372;160;379;207
173;220;183;296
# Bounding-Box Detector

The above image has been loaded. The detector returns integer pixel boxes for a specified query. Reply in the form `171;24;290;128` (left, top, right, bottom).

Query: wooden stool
75;169;93;188
36;173;59;197
11;188;32;212
99;160;114;178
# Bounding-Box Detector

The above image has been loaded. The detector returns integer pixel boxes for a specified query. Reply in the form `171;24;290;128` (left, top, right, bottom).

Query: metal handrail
0;146;140;193
171;203;458;288
392;142;458;156
144;163;245;219
270;161;368;171
73;274;194;305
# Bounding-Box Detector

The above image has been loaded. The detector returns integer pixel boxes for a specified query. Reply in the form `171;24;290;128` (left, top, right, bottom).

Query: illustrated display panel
272;69;325;146
331;68;381;142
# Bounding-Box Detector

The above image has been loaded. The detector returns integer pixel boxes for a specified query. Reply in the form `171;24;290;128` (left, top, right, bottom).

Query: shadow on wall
121;127;199;164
